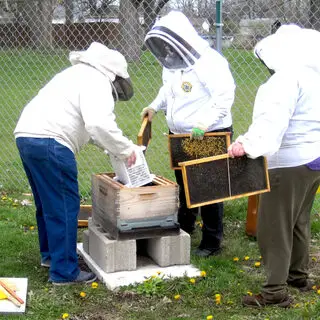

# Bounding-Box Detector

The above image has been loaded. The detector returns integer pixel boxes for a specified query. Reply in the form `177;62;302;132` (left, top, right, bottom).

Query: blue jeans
16;137;80;282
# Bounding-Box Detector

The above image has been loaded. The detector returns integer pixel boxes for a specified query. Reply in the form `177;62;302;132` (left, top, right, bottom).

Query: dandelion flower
79;291;86;298
174;294;181;300
29;226;35;231
317;289;320;295
233;257;239;262
247;291;253;296
254;262;261;267
206;316;213;320
312;285;317;290
215;293;221;305
259;256;262;260
200;271;207;277
62;313;69;319
91;282;98;289
189;278;196;284
244;256;250;261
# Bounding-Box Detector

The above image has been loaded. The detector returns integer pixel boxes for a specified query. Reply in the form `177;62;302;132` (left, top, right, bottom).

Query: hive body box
92;173;179;239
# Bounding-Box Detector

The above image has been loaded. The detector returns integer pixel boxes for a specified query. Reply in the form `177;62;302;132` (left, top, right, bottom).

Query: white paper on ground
0;278;28;314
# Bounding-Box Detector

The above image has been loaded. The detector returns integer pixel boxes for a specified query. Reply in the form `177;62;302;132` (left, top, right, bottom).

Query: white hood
254;24;320;74
145;10;210;68
69;42;130;81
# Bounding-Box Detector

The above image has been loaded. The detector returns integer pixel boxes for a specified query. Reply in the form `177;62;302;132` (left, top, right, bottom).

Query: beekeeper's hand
228;142;246;158
141;107;156;122
126;150;137;167
190;123;207;140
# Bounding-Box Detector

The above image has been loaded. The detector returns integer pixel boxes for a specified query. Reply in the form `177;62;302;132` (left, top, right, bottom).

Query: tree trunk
309;0;320;30
19;0;54;48
119;0;143;61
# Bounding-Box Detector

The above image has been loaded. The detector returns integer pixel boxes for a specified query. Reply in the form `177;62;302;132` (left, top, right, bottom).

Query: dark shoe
242;294;293;308
49;271;97;286
288;279;315;292
40;259;51;268
193;247;222;257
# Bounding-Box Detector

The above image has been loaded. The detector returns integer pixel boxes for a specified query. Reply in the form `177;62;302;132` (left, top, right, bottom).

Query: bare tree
119;0;143;61
309;0;320;30
142;0;170;33
18;0;56;48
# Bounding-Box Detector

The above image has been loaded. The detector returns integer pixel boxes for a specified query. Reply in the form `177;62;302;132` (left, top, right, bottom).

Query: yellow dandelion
91;282;98;289
29;226;35;231
244;256;250;261
215;293;221;304
79;291;86;298
317;289;320;295
62;313;69;319
174;294;181;300
259;256;262;260
312;285;317;290
200;271;207;277
233;257;239;262
247;291;253;296
254;262;261;267
206;316;213;320
189;278;196;284
312;257;317;262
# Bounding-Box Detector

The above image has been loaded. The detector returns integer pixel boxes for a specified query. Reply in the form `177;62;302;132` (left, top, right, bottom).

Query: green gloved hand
191;127;206;140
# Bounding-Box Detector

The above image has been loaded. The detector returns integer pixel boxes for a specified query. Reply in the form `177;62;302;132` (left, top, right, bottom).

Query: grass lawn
1;193;320;320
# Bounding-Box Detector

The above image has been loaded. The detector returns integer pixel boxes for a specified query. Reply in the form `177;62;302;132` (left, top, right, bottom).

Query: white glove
141;107;156;121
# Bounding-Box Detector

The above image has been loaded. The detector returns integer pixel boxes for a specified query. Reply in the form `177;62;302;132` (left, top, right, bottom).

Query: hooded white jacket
237;25;320;169
14;42;134;159
146;11;235;133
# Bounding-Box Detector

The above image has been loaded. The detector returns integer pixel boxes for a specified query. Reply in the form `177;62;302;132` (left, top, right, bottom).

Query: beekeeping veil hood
254;24;320;75
145;11;210;69
69;42;134;101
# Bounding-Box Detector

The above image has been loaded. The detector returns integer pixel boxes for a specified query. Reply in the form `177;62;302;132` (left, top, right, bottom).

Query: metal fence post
215;0;223;53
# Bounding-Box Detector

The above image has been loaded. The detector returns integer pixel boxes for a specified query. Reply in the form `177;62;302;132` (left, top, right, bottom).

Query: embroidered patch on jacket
181;81;192;92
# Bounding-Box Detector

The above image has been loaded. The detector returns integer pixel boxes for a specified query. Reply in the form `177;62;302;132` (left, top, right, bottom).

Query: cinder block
88;218;136;273
82;230;89;254
146;230;190;267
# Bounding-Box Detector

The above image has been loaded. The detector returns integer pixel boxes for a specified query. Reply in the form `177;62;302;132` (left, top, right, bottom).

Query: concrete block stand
77;243;201;291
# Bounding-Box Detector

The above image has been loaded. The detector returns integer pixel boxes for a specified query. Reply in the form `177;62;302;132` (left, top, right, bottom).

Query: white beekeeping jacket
14;42;135;159
146;11;236;133
236;25;320;168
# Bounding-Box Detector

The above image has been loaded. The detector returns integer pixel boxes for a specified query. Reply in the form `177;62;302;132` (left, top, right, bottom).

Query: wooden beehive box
91;173;179;239
168;132;231;169
179;154;270;208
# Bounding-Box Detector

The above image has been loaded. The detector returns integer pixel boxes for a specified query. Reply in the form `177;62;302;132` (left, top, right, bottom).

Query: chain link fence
0;0;319;211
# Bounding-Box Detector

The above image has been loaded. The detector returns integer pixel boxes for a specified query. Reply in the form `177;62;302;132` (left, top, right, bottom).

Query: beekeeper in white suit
141;10;236;257
14;42;138;285
228;24;320;307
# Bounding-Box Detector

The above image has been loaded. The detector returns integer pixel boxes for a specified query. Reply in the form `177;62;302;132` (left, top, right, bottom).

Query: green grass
0;48;266;195
1;194;320;320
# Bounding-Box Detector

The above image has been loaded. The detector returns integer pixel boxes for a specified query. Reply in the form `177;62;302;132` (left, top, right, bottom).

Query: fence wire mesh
0;0;319;211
